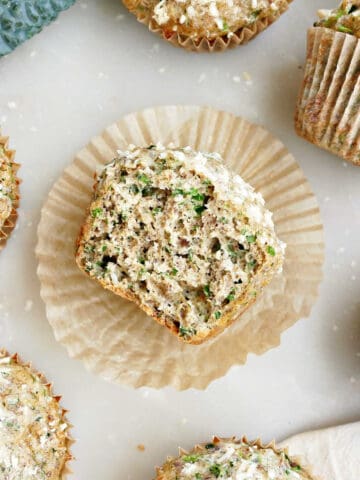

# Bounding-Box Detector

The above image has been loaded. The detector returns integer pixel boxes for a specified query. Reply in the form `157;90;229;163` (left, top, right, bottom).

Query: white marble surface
0;1;359;478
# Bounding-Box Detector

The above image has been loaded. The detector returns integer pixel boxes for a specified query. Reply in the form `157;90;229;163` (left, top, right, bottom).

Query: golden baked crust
122;0;292;49
155;436;315;480
0;350;73;479
76;145;285;345
0;135;20;250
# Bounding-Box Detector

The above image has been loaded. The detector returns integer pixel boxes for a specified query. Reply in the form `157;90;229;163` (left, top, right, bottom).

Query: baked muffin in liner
155;436;317;480
122;0;293;52
295;25;360;165
0;135;20;251
0;349;74;479
36;106;324;390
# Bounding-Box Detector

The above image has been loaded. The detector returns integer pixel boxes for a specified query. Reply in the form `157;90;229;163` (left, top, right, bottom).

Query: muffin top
151;0;289;40
0;143;16;231
316;1;360;37
0;352;70;479
157;437;314;480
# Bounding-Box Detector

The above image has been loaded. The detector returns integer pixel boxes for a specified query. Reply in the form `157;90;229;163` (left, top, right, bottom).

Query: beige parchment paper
36;105;324;390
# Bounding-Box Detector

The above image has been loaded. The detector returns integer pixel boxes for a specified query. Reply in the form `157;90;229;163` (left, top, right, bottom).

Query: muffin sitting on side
295;1;360;165
76;144;285;344
155;437;314;479
122;0;292;51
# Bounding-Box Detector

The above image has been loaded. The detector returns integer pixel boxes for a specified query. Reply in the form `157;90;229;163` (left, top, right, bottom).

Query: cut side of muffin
0;350;73;479
0;135;20;250
76;145;285;345
122;0;292;51
155;437;315;480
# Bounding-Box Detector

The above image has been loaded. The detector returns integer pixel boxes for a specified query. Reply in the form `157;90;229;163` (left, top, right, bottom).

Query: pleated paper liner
122;0;292;52
36;105;324;390
295;27;360;166
155;436;318;480
0;349;74;479
0;135;20;252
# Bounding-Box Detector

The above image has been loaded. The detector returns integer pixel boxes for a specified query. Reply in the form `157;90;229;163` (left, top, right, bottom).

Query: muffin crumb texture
76;144;285;344
0;352;70;479
0;143;16;232
316;2;360;37
156;437;314;480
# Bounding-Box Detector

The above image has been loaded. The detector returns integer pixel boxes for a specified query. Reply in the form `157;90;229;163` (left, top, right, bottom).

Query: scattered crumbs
350;376;356;384
30;50;37;58
24;300;33;312
181;417;188;425
332;324;339;332
337;247;345;254
232;75;241;83
7;101;17;110
351;275;356;281
98;72;108;80
342;162;348;168
158;66;166;74
324;196;330;203
198;73;206;84
137;444;145;452
351;260;357;268
242;71;253;85
116;14;125;21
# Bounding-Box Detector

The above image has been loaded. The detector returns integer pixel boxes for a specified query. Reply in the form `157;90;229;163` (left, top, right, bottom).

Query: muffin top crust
0;143;16;231
151;0;289;40
0;353;70;479
316;1;360;37
156;437;314;480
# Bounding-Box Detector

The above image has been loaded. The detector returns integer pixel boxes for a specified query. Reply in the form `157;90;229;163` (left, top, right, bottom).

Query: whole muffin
122;0;293;51
155;437;315;479
295;2;360;165
0;135;20;251
0;350;73;479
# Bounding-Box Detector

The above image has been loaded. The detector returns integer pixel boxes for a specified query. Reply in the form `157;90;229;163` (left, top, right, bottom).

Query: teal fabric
0;0;76;56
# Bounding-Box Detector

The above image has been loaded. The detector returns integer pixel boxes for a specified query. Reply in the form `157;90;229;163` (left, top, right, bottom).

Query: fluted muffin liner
0;349;74;478
122;0;292;52
36;105;324;390
295;27;360;165
0;135;20;252
155;436;319;480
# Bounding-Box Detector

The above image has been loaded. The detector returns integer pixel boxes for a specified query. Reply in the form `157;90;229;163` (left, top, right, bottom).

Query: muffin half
0;135;20;251
76;144;285;344
0;350;73;479
155;436;315;479
122;0;293;51
295;2;360;165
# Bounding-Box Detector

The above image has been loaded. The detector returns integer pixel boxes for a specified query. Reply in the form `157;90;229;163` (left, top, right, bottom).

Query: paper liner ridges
36;106;324;390
295;27;360;165
0;135;20;251
122;0;292;52
0;349;74;479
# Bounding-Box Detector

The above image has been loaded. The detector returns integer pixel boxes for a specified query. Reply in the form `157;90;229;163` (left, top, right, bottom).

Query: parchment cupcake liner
0;135;20;252
155;436;319;480
122;0;292;52
36;105;324;390
295;27;360;165
0;349;74;479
